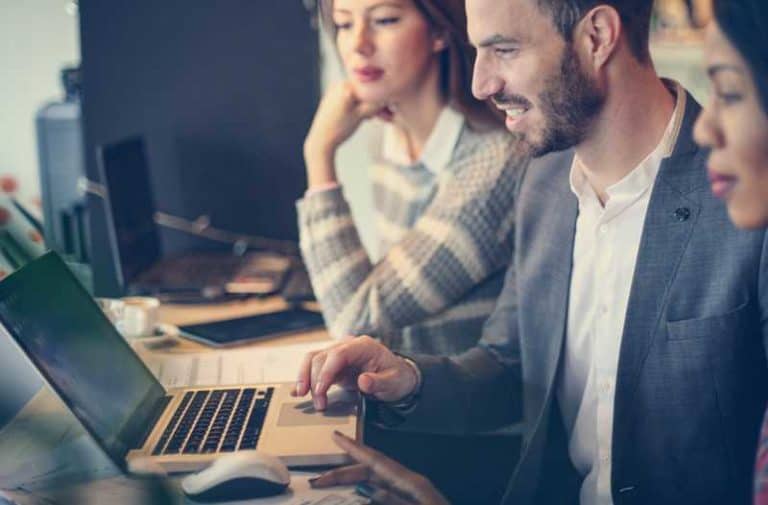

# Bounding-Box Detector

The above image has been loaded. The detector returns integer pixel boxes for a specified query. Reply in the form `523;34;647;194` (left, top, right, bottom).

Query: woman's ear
432;35;448;52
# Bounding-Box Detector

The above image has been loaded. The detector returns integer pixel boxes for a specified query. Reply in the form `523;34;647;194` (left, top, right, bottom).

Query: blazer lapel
505;150;578;505
613;94;707;460
518;149;578;424
539;170;578;394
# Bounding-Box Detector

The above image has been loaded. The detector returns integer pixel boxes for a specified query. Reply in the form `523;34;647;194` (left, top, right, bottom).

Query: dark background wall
79;0;319;295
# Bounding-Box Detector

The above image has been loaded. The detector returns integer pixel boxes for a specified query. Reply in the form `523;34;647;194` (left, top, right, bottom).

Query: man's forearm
371;347;522;434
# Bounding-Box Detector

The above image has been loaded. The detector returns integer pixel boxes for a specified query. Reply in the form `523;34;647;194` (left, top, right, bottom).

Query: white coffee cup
96;298;126;325
120;296;160;340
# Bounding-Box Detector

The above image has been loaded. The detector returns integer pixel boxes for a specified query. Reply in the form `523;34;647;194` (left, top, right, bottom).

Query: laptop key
238;393;272;450
220;389;255;452
202;390;240;453
152;392;193;455
183;391;224;454
164;391;208;454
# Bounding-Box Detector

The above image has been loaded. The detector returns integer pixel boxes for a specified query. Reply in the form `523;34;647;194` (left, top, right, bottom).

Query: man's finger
310;353;329;410
313;347;354;410
308;463;371;488
294;350;321;397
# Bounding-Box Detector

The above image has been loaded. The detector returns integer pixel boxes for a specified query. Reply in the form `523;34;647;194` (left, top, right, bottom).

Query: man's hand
292;336;419;410
309;431;450;505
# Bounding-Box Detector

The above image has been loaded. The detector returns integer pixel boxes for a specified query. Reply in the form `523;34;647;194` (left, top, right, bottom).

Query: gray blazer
397;92;768;505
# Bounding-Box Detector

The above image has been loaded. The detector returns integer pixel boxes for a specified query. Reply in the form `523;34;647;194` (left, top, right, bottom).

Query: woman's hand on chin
303;81;386;182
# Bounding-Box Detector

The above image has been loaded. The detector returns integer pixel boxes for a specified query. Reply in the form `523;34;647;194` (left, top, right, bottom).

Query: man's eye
374;17;400;26
494;47;517;57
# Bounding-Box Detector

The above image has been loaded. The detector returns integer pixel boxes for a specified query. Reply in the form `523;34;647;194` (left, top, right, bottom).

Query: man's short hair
536;0;654;63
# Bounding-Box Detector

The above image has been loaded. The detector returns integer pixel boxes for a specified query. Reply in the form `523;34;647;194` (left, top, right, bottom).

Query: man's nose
472;57;504;101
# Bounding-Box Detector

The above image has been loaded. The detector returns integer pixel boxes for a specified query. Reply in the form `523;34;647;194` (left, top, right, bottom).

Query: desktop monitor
96;137;162;290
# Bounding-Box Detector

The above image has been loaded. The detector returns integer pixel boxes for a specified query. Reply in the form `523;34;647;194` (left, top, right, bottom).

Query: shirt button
598;224;608;234
602;382;612;393
600;305;608;315
600;454;610;464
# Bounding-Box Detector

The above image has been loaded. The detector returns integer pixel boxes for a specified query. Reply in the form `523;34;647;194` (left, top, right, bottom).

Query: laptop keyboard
152;387;274;456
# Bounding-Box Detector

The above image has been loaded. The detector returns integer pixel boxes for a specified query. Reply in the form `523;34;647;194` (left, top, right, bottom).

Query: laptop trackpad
278;396;356;427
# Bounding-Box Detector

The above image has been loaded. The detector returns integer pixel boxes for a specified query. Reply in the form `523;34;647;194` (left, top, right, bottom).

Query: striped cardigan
297;123;524;355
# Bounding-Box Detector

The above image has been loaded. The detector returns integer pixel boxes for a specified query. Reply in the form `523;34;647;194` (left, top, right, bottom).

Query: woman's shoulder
432;128;527;209
444;122;525;181
452;123;519;166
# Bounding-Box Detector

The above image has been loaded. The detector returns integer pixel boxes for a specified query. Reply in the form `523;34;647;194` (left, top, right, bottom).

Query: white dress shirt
557;81;686;505
380;105;464;174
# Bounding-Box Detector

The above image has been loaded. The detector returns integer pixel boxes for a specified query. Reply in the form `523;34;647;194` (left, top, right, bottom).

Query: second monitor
96;137;290;301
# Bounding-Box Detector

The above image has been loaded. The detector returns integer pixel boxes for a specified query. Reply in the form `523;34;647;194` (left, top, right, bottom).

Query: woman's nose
353;24;374;57
693;103;724;150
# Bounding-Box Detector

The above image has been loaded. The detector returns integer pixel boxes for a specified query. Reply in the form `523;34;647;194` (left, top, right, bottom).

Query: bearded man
295;1;768;504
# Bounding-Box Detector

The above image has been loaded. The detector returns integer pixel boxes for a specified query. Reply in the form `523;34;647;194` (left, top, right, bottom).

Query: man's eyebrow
707;64;744;79
477;34;520;48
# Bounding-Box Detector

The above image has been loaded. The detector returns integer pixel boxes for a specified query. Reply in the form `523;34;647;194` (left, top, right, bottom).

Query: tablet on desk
179;308;326;347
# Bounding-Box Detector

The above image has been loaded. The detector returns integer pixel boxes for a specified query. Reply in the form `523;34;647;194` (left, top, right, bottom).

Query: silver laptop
0;252;360;473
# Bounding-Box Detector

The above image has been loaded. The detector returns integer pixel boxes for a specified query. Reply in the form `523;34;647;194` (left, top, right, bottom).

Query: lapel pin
674;207;691;222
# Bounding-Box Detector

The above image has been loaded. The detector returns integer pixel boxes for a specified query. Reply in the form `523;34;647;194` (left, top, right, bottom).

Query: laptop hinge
130;395;172;450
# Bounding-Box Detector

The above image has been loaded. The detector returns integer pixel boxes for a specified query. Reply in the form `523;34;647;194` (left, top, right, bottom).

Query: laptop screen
98;137;161;288
0;252;165;468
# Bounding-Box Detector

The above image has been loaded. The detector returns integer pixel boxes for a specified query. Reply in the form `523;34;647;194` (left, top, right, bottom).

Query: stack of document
142;340;330;388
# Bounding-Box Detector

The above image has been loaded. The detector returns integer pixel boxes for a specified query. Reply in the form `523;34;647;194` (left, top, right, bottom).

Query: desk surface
0;296;335;504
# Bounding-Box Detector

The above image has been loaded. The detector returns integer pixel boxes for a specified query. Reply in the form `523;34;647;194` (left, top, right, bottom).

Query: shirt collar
569;79;687;205
381;105;465;174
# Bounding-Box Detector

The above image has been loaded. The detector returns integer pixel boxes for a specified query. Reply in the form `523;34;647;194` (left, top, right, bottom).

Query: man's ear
574;5;622;70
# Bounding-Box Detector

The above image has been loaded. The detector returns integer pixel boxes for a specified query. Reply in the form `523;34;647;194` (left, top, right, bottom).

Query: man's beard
496;44;605;158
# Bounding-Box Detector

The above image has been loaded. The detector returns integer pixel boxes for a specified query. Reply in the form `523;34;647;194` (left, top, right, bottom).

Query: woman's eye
716;92;744;105
334;21;352;30
374;17;400;26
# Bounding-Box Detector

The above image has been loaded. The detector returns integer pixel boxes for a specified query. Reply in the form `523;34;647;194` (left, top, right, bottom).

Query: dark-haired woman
693;0;768;502
298;0;522;355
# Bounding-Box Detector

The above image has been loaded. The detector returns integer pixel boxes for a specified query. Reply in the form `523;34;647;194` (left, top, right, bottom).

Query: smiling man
296;1;768;504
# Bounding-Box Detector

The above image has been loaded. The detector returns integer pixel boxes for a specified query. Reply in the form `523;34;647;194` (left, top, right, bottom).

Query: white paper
2;472;368;505
144;341;331;389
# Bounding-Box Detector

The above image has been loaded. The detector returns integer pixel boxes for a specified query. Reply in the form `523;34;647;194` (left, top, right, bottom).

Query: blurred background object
78;1;319;296
36;65;91;271
653;0;713;34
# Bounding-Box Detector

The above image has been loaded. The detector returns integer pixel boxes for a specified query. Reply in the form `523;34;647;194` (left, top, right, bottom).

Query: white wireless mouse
181;451;290;502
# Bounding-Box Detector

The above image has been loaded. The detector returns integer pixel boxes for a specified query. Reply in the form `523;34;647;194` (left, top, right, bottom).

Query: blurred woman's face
694;21;768;229
332;0;443;104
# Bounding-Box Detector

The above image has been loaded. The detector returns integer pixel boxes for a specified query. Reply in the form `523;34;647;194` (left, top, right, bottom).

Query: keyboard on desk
152;387;274;456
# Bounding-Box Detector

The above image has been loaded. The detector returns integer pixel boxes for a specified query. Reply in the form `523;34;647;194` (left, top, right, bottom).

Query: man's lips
497;105;530;129
708;169;738;199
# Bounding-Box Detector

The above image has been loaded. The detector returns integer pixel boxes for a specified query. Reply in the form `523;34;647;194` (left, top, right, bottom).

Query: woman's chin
727;201;768;230
350;82;391;104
